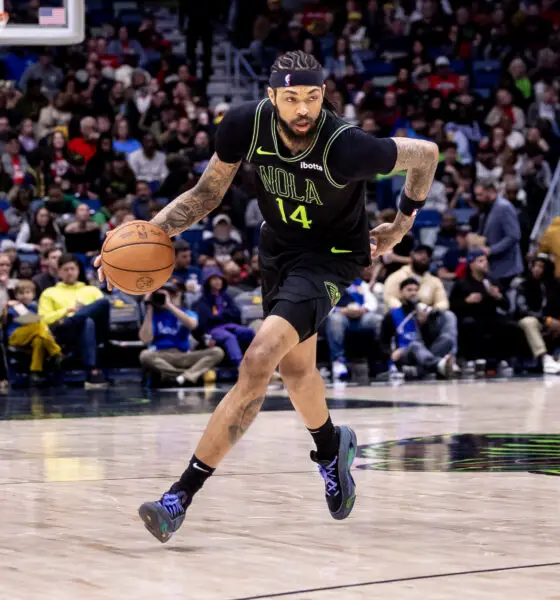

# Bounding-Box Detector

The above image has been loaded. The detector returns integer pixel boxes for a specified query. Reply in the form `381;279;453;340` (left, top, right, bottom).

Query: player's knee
240;343;277;385
279;361;315;388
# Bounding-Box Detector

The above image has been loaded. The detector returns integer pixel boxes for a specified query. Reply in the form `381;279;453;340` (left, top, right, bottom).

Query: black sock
308;416;339;461
174;455;215;499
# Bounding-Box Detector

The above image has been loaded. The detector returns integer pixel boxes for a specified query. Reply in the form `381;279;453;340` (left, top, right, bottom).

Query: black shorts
259;224;366;341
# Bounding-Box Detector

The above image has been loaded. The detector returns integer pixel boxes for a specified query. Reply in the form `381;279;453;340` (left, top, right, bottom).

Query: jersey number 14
276;198;312;230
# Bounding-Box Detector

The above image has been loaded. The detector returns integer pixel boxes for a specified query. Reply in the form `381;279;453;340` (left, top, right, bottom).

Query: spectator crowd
0;0;559;389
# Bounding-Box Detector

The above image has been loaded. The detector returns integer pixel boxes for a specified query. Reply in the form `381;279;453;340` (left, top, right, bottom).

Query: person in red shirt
68;116;98;163
429;56;459;98
96;37;120;69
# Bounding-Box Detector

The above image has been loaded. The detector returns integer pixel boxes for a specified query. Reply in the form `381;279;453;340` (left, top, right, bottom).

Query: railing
222;41;261;102
233;47;261;100
530;161;560;252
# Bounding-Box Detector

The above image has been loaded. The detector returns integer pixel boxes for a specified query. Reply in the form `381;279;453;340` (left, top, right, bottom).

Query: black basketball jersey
244;99;370;263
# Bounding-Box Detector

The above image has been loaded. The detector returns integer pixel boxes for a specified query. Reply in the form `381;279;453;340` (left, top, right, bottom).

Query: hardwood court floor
1;378;560;600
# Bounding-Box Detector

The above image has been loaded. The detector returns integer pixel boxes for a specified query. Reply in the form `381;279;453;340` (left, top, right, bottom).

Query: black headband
269;69;324;89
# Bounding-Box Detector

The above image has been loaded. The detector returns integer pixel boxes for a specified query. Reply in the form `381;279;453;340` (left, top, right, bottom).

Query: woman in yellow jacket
38;254;110;386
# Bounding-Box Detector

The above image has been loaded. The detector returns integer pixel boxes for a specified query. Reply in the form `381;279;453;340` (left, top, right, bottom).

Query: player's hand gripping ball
97;221;174;294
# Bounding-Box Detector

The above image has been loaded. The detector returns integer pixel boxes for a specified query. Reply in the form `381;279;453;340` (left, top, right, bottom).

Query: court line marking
0;470;317;486
228;561;560;600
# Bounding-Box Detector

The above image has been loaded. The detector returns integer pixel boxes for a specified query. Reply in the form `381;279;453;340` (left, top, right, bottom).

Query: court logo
324;281;341;307
356;433;560;476
285;74;291;87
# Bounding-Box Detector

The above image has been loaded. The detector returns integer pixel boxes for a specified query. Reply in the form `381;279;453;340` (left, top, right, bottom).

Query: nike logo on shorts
193;462;210;473
331;247;352;254
256;146;276;156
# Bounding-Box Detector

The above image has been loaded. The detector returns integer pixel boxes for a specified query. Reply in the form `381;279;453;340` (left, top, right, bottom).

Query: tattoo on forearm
393;211;415;236
151;153;241;237
228;396;265;445
391;138;439;202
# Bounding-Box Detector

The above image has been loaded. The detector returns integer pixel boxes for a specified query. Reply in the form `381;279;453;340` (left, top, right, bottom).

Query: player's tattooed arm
390;137;439;201
370;138;439;259
151;153;241;237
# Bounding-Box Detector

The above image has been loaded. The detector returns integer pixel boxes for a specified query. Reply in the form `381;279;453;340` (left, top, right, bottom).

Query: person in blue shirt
139;282;224;386
113;118;142;155
380;278;455;379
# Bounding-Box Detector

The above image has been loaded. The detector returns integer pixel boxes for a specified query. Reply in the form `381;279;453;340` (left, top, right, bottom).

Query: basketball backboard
0;0;84;45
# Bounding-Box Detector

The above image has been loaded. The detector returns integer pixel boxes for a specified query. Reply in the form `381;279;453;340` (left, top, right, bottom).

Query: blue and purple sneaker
138;488;190;543
311;425;357;520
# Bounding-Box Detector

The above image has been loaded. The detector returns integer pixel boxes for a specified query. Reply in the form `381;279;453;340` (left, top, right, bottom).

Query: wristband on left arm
398;190;425;217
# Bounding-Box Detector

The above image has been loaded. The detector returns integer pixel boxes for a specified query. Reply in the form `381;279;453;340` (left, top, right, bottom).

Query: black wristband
398;191;425;217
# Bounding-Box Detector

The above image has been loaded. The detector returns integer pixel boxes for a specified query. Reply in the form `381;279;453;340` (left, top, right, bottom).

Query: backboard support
0;0;85;45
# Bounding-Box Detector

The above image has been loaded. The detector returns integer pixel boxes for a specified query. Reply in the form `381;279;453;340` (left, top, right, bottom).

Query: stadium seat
372;75;397;88
473;60;501;72
452;207;476;224
474;88;491;99
472;60;501;90
114;1;139;15
413;210;442;229
84;198;101;212
119;10;143;26
474;71;501;89
362;60;395;76
86;9;114;26
450;60;466;74
17;252;39;265
181;228;204;258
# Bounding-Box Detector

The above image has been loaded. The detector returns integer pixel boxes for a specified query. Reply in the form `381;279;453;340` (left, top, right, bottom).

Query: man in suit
474;180;523;291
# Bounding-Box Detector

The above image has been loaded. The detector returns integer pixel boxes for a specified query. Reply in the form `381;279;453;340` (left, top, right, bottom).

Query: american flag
39;7;66;26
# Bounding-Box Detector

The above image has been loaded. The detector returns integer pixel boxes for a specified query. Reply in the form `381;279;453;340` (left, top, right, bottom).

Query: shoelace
160;493;185;519
317;456;340;497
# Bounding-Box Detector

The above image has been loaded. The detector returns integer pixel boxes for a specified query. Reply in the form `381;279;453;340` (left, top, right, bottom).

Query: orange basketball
101;221;174;295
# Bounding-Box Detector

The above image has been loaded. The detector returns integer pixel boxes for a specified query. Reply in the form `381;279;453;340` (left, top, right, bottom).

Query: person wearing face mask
380;278;456;379
198;214;244;268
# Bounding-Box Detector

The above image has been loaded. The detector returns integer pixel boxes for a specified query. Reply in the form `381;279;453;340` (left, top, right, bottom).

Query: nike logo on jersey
300;161;323;172
256;146;276;156
331;247;352;254
193;462;211;473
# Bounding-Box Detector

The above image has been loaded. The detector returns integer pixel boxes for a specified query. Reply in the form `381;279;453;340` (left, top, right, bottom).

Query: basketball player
95;51;439;542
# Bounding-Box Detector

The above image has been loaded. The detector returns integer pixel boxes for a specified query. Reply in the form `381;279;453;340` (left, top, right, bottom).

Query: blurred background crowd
0;0;559;389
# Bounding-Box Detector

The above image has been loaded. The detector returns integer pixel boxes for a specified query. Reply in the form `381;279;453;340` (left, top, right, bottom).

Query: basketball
100;221;174;295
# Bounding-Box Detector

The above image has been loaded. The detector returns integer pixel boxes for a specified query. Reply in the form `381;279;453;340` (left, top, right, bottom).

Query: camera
150;292;166;309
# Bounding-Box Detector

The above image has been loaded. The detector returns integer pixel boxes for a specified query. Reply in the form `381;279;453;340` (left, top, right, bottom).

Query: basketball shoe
138;485;190;543
310;425;357;520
